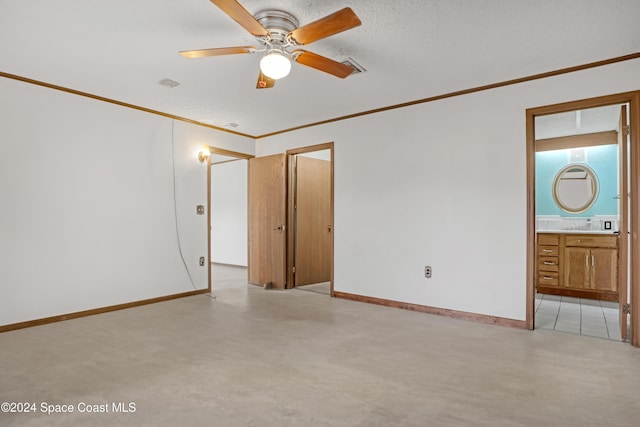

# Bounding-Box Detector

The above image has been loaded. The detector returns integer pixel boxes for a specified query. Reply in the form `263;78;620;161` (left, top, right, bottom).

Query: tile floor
535;293;627;341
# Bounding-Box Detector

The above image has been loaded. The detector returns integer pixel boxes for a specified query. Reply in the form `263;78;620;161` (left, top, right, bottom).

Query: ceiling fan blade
256;71;275;89
293;50;354;78
210;0;269;37
288;7;361;45
179;46;256;59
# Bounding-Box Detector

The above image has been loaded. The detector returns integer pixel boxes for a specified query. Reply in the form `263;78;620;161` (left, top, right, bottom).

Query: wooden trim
285;142;334;292
535;131;618;152
285;152;299;289
207;157;212;292
286;142;333;155
618;105;629;341
256;52;640;139
206;146;253;292
0;289;208;333
3;53;639;141
0;71;254;139
330;146;335;297
333;291;527;329
526;110;536;330
211;158;244;166
528;91;640;117
537;286;619;302
0;52;640;139
286;154;295;289
630;92;640;346
207;146;254;160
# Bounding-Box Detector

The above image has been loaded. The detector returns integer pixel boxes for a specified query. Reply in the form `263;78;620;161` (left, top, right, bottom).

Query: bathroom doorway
526;92;640;346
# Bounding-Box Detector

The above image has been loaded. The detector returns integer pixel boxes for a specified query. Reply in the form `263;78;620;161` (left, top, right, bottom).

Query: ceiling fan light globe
260;52;291;80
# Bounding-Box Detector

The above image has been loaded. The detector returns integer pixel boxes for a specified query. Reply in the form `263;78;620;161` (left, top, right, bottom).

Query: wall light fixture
198;147;211;163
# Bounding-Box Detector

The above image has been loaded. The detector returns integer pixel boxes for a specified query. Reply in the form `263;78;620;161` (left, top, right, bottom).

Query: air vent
341;57;366;75
158;78;180;88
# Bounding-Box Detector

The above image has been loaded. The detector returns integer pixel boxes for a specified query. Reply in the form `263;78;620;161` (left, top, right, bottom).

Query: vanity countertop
537;230;618;235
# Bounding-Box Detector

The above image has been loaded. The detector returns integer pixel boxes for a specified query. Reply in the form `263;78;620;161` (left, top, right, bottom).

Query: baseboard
536;286;618;302
333;291;527;329
0;289;209;333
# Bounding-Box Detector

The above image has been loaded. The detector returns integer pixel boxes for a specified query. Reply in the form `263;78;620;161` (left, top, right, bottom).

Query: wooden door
294;156;331;286
590;248;618;292
618;104;629;340
248;154;287;289
564;247;590;289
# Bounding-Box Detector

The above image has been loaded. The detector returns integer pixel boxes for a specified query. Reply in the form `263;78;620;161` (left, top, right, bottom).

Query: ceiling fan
180;0;362;89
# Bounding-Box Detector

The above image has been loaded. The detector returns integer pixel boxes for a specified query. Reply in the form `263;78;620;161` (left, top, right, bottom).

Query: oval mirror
552;164;599;214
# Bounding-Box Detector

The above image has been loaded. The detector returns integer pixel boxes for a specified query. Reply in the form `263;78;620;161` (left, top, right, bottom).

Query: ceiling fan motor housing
255;10;299;46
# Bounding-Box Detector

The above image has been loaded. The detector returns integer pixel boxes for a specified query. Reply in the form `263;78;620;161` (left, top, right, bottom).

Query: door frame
525;91;640;346
285;142;334;294
205;146;254;292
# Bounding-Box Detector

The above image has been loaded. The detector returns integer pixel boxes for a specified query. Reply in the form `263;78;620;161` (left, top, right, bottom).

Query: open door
294;155;332;286
619;105;630;340
248;154;287;289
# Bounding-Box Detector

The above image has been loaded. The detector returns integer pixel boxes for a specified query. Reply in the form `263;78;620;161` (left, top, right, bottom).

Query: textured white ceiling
1;0;639;137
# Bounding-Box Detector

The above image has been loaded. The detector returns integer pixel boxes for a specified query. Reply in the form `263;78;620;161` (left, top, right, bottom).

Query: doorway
526;91;640;347
287;144;333;295
206;147;253;293
246;142;334;293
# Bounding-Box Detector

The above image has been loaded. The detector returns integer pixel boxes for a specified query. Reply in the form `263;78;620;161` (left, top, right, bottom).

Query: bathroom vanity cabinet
537;233;618;301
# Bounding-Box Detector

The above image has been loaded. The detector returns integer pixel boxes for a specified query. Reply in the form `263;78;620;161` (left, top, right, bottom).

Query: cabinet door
590;248;618;292
564;247;590;289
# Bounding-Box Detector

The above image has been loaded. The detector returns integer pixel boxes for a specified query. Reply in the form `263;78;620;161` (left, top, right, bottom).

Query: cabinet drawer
538;271;559;286
538;234;559;246
538;256;559;272
538;246;559;256
565;235;617;248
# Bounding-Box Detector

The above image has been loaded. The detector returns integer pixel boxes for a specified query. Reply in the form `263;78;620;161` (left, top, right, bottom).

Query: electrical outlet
424;265;432;278
196;205;205;215
199;257;205;266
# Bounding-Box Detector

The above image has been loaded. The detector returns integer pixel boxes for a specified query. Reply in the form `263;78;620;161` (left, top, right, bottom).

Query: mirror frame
551;163;599;214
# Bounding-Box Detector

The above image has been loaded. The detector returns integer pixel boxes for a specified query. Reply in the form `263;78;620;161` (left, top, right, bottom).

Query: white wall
257;58;640;321
2;59;638;328
0;77;254;327
210;159;248;266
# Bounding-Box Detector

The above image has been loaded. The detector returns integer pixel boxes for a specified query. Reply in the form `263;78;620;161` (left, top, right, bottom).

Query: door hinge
623;303;631;315
624;125;630;136
292;266;296;274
